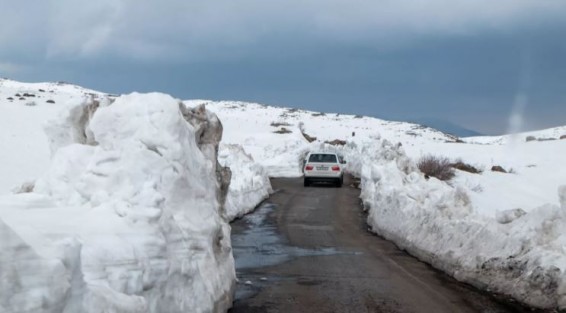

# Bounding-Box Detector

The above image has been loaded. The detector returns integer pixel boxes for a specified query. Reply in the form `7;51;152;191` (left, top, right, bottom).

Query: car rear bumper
304;172;343;179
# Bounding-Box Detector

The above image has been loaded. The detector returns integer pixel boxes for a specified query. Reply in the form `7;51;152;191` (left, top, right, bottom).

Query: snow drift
0;93;235;312
345;139;566;310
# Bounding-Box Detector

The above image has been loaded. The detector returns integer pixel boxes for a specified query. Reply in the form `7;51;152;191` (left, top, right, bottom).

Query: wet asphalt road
229;177;534;313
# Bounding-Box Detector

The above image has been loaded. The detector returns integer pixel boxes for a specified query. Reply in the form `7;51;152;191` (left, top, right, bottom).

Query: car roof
308;152;338;155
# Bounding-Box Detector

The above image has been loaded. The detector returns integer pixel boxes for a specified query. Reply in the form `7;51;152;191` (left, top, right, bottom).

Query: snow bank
345;139;566;310
0;93;235;312
218;144;272;220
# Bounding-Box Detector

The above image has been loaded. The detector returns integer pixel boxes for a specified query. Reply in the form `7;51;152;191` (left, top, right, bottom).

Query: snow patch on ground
0;93;235;312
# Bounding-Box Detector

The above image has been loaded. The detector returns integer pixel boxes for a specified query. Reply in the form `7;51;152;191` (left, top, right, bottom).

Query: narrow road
230;177;533;313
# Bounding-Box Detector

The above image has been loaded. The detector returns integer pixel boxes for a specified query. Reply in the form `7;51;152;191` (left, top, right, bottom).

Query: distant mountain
410;118;484;137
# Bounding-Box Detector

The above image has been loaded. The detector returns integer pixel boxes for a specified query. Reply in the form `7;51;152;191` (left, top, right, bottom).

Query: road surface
229;177;536;313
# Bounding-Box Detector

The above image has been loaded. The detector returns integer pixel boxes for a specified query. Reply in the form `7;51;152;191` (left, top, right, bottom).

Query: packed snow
217;144;272;221
0;92;235;312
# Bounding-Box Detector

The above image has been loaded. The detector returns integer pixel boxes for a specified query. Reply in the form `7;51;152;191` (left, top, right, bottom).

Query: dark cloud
2;1;566;134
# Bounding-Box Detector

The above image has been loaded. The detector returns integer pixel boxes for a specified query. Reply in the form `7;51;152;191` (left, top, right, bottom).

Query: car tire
304;178;310;187
336;177;343;188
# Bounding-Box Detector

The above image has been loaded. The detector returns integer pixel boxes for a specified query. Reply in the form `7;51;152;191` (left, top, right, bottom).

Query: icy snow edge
0;93;236;312
344;139;566;310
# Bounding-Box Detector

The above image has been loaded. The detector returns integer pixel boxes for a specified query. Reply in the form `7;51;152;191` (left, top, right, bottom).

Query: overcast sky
2;0;565;134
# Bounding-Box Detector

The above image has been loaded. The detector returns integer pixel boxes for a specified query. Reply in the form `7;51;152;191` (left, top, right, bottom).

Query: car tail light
305;165;314;171
332;166;340;171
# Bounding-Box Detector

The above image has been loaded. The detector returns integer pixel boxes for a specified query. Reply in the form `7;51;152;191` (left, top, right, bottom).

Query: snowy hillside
188;99;565;215
466;125;566;145
185;100;458;177
0;79;105;193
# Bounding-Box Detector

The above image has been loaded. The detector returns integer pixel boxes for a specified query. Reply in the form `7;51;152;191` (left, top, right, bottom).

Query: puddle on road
231;201;357;302
232;202;338;270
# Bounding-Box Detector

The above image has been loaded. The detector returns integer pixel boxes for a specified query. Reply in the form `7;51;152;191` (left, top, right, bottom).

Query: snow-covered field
1;79;565;310
0;80;103;193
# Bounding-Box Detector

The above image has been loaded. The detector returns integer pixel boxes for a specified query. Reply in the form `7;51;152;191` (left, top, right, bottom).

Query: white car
303;152;345;187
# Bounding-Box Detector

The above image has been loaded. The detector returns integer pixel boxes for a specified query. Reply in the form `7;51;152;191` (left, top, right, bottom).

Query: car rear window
308;154;337;163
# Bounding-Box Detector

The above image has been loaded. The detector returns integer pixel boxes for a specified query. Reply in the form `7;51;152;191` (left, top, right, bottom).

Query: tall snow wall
342;139;566;310
0;93;235;312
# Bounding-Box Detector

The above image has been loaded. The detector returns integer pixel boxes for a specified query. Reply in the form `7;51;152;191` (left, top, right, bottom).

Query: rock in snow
0;93;235;312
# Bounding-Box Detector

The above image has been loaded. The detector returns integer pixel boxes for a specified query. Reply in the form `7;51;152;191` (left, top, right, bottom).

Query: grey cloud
3;0;566;61
2;1;565;134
